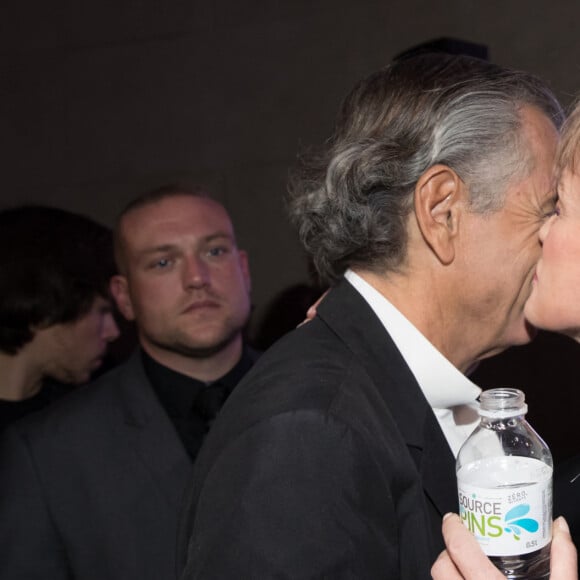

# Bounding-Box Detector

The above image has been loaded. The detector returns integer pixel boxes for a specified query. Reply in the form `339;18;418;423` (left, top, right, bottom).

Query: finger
297;291;328;327
550;517;578;580
306;303;318;319
431;549;463;579
306;293;326;319
441;514;503;579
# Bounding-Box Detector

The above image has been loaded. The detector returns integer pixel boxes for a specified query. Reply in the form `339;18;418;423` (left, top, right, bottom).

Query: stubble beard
145;315;249;360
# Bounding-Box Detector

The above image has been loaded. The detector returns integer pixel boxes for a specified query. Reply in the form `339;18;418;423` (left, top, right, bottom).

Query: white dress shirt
344;270;481;457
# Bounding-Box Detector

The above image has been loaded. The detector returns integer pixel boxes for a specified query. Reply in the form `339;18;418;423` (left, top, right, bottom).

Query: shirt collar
141;346;257;419
344;270;481;409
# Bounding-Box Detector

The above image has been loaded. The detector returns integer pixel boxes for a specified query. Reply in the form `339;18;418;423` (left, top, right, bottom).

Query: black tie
193;382;229;432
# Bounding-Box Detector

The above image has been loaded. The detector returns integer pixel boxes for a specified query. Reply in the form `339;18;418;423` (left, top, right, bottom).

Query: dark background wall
5;0;580;326
3;1;580;458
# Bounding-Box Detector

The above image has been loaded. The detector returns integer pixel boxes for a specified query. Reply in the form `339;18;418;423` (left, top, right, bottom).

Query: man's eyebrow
203;233;235;243
136;234;236;256
138;244;179;256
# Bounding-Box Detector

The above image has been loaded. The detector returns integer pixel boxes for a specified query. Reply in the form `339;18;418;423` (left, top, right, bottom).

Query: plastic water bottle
456;388;552;579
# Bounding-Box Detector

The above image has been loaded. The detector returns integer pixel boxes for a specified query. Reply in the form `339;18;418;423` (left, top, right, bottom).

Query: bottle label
457;456;552;556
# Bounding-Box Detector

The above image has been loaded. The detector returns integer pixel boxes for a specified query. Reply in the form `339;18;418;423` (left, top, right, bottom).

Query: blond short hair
557;100;580;178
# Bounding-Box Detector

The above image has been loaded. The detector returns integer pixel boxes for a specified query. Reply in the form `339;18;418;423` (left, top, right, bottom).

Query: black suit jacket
0;351;192;580
178;279;457;579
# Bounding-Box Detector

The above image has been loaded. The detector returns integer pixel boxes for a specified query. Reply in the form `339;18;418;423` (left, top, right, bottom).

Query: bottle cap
478;387;528;419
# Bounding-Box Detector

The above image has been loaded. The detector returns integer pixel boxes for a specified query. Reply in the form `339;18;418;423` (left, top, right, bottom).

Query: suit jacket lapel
318;279;457;518
116;351;192;510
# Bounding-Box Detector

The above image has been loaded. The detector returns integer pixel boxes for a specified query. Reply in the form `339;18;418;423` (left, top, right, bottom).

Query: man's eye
542;199;560;219
207;246;229;258
151;257;172;269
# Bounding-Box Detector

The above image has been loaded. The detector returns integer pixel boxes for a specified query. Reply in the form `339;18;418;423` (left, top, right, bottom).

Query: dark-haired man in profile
0;188;257;580
0;205;119;430
178;54;563;579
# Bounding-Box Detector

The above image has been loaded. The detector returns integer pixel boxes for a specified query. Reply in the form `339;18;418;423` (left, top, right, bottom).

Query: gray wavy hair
288;53;564;285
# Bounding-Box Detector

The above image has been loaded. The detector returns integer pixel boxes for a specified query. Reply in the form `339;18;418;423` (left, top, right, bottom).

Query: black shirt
0;379;74;432
142;348;257;460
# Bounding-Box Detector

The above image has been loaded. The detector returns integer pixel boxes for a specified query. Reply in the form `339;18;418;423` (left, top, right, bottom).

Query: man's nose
182;256;210;288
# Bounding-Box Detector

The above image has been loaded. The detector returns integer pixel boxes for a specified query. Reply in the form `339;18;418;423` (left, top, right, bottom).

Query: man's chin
157;331;240;359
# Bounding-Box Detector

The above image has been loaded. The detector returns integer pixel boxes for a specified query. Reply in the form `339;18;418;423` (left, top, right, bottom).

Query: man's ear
110;275;136;321
414;164;465;265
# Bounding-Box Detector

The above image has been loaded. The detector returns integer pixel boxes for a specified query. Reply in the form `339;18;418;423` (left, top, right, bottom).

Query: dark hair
0;206;116;354
288;53;564;284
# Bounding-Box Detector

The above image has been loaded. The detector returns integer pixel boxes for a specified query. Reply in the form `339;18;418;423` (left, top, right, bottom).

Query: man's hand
431;513;577;579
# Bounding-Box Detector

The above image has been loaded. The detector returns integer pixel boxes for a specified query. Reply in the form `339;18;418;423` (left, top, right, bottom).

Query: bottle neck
480;414;527;432
478;388;527;419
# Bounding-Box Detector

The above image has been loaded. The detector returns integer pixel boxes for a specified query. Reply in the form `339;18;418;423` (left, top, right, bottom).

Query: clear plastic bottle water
456;388;553;579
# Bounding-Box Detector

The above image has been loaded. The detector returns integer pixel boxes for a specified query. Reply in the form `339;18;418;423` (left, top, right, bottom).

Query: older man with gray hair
178;53;563;579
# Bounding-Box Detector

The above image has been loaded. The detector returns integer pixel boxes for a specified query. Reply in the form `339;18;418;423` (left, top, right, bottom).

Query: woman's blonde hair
557;100;580;178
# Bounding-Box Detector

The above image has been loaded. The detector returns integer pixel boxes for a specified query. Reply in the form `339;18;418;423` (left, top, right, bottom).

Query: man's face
455;106;558;361
112;195;251;362
41;296;120;384
525;168;580;340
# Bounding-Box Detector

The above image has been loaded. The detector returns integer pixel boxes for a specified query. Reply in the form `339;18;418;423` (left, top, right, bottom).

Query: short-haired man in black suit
0;188;257;580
